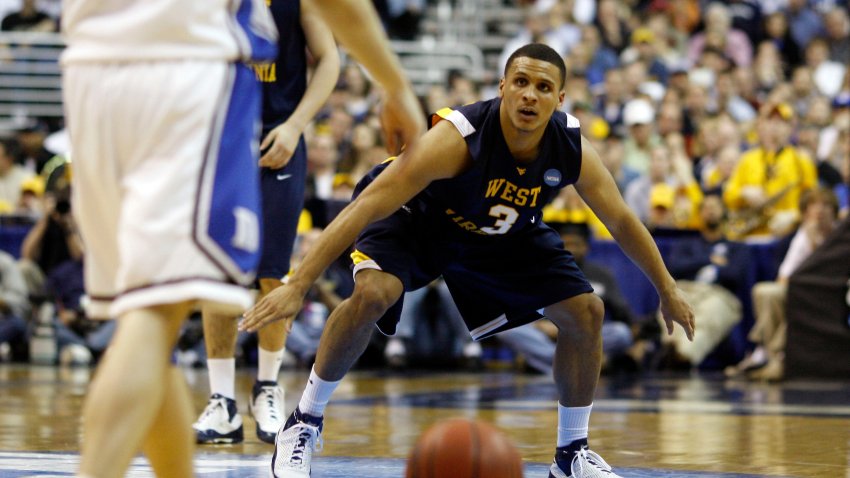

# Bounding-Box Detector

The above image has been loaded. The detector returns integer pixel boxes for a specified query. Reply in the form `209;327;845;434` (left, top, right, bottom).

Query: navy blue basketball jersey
420;97;582;237
254;0;306;132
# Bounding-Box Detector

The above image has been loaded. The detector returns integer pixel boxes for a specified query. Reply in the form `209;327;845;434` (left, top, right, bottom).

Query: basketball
405;418;523;478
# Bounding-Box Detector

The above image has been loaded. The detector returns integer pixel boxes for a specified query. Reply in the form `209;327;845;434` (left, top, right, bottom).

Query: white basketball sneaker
249;380;285;444
271;407;323;478
549;440;621;478
193;394;244;444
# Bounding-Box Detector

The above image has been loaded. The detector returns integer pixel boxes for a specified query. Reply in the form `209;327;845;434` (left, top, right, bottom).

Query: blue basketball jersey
419;97;583;237
254;0;307;132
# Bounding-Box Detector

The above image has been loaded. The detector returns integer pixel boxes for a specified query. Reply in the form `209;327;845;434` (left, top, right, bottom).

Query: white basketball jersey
61;0;277;63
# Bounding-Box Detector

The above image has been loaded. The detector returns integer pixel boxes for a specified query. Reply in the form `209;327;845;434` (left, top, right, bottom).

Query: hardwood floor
0;364;847;477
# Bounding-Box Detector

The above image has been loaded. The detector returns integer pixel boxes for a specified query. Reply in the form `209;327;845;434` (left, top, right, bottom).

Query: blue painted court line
0;452;796;477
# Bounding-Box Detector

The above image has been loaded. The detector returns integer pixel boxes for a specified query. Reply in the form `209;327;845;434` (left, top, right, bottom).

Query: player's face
499;57;565;133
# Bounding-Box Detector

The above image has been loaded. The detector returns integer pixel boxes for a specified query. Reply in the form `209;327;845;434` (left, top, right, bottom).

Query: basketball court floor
0;364;847;477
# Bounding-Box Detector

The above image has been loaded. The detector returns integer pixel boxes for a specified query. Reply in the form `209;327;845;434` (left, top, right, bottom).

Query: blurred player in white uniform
62;1;277;476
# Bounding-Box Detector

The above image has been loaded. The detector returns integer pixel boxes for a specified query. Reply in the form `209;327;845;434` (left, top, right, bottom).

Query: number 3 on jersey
480;204;519;235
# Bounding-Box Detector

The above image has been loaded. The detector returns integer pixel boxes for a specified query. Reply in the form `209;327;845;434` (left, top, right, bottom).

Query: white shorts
63;60;263;319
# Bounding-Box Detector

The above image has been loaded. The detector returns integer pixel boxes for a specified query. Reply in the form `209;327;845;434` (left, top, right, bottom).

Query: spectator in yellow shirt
723;103;817;239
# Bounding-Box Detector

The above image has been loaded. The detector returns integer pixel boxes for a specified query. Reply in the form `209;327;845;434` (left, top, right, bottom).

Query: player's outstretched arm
259;0;340;169
574;135;695;340
311;0;425;154
240;121;469;332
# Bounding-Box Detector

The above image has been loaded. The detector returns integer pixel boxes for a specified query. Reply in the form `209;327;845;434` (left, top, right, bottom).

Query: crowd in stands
0;0;848;381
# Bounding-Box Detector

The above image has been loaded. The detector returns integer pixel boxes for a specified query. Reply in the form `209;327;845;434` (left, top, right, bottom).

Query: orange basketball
405;418;523;478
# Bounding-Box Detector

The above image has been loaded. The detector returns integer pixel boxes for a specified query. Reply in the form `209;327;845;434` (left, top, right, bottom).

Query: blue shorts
353;207;594;340
257;135;306;280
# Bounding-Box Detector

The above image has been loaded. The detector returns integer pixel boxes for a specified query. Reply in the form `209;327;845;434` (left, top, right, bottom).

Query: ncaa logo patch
543;169;562;186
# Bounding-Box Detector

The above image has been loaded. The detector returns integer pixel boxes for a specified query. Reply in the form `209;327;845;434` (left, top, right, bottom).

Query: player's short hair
504;43;567;88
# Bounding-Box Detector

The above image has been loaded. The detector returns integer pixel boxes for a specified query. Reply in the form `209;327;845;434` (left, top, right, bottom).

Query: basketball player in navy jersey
192;0;340;445
242;43;695;478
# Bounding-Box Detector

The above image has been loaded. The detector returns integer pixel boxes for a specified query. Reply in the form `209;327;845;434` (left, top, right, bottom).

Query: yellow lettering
500;181;517;202
515;188;529;206
459;221;478;231
529;187;542;207
485;179;505;198
252;63;277;83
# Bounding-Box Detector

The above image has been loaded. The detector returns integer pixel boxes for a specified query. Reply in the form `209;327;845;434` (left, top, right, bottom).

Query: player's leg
546;293;622;478
142;367;196;478
253;147;306;443
313;268;403;380
78;302;191;478
271;268;403;477
193;308;243;444
251;277;289;443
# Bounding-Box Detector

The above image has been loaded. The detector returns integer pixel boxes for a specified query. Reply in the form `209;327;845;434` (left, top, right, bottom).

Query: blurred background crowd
0;0;847;381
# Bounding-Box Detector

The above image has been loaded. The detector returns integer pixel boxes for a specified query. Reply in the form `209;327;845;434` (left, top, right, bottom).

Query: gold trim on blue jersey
350;249;374;265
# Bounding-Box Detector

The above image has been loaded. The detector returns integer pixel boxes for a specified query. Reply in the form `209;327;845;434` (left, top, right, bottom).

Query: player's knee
549;293;604;337
350;279;402;321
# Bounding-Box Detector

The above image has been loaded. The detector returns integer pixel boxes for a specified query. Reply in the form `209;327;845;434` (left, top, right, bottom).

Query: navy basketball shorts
352;207;594;340
257;135;307;281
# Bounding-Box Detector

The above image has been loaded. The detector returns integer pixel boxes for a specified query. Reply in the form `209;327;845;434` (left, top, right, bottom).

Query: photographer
19;190;84;299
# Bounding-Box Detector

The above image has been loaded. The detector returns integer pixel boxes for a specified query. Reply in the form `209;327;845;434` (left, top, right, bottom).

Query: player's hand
239;283;305;333
379;84;426;155
659;287;695;341
259;122;300;169
740;186;767;209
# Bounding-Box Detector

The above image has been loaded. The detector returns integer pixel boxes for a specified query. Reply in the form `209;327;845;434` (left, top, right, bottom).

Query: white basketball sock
298;366;341;417
207;358;235;400
257;346;284;383
557;402;592;447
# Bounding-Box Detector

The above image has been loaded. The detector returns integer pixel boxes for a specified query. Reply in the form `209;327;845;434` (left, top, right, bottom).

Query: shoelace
198;398;226;425
261;387;280;421
289;423;323;465
571;448;614;476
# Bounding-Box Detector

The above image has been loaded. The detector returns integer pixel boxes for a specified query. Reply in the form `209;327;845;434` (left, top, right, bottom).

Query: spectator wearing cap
723;103;818;239
623;27;669;85
622;98;662;174
625;143;701;227
0;140;35;214
687;3;753;67
16;176;45;220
